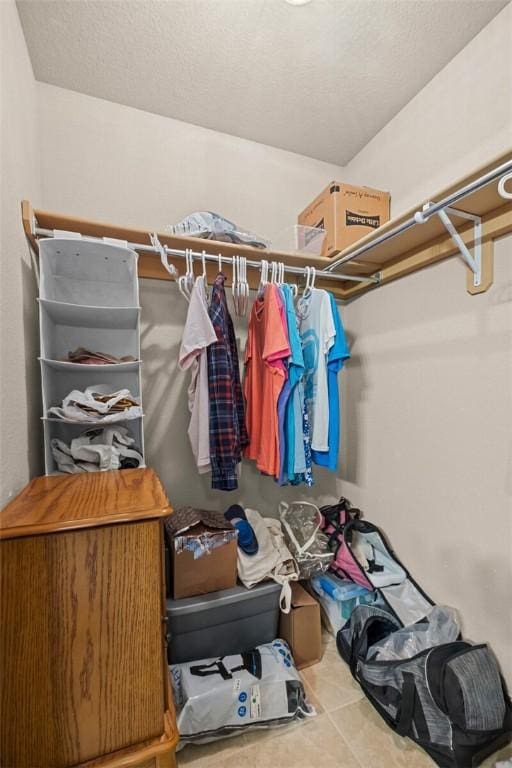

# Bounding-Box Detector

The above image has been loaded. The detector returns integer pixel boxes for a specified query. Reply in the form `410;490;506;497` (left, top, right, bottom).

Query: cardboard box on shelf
298;181;390;257
279;582;322;670
165;507;238;599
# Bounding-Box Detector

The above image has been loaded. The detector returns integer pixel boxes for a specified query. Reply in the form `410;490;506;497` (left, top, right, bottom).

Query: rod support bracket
417;202;482;288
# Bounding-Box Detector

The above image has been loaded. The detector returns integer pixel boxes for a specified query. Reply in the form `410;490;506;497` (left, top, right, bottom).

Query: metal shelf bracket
415;203;482;287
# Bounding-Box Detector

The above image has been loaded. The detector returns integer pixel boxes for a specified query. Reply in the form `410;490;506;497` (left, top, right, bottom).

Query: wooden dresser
0;468;178;768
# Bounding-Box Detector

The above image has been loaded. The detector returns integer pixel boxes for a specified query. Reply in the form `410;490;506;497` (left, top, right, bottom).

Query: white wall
341;3;512;682
36;83;344;244
36;83;347;512
0;0;42;506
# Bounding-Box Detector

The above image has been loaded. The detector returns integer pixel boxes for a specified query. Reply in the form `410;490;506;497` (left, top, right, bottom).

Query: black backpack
338;604;512;767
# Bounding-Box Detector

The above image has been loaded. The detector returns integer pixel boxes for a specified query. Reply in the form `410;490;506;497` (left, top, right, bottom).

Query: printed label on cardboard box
345;211;381;228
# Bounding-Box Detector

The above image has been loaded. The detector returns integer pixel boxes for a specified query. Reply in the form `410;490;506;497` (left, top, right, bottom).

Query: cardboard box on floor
165;509;238;600
279;582;322;670
298;181;390;257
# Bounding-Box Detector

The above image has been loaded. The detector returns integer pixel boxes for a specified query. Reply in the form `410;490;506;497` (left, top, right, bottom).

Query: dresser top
0;468;172;540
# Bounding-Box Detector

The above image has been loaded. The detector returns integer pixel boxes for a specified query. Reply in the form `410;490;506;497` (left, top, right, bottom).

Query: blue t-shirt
310;293;350;470
277;285;305;484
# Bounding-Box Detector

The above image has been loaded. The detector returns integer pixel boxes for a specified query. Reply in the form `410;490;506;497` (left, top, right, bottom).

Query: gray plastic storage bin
166;581;282;664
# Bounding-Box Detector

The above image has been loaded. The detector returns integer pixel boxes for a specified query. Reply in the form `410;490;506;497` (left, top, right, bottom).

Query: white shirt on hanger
299;287;336;452
178;275;217;473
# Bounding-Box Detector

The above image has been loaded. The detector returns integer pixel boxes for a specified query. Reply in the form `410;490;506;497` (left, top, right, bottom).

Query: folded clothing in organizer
66;347;136;365
51;426;143;474
47;385;142;422
165;211;270;249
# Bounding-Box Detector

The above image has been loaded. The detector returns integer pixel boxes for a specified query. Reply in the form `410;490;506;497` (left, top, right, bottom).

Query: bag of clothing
171;640;314;747
166;211;270;249
338;603;512;768
236;509;299;613
279;501;334;579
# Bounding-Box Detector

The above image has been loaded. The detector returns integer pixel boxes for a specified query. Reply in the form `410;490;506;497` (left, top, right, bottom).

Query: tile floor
177;633;512;768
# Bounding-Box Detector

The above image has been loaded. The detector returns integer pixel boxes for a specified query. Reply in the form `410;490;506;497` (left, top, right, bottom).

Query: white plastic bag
369;605;460;662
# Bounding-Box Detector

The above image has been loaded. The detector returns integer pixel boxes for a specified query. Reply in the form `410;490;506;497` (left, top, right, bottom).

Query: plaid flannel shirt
207;274;248;490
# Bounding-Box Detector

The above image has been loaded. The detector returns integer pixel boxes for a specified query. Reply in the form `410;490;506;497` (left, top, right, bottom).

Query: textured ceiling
17;0;508;164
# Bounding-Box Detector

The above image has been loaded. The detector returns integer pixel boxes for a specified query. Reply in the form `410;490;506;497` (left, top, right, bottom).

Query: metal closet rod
34;226;378;284
324;158;512;272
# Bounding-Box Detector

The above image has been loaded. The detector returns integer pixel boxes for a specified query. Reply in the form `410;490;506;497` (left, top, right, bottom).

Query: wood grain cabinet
0;468;178;768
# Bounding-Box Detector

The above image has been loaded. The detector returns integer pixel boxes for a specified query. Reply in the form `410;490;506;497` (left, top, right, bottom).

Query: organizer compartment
41;360;141;409
39;238;139;306
39;300;140;361
43;417;145;475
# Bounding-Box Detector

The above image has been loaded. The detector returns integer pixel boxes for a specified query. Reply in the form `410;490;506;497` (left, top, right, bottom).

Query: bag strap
396;673;429;741
189;659;232;680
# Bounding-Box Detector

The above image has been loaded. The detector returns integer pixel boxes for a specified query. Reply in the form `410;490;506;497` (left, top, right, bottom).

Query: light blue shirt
311;293;349;470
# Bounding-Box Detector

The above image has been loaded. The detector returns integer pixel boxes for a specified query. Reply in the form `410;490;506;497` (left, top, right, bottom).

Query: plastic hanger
282;261;298;298
178;248;194;302
187;248;195;294
302;266;311;297
258;259;269;297
231;255;240;314
270;261;278;284
240;256;249;316
201;250;208;287
150;232;178;280
218;252;223;274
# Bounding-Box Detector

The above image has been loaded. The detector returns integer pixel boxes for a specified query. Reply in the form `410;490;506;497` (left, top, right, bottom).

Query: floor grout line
324;708;366;768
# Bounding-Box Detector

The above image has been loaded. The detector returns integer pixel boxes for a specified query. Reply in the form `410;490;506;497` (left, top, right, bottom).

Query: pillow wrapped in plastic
171;640;315;747
279;501;334;579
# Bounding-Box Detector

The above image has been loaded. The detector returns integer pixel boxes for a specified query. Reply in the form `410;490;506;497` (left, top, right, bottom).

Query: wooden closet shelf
21;148;512;299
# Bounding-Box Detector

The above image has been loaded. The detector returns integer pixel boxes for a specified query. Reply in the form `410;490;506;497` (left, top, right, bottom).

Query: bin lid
166;580;282;616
